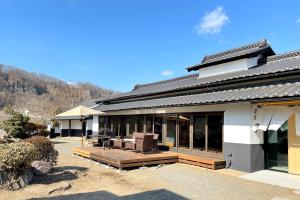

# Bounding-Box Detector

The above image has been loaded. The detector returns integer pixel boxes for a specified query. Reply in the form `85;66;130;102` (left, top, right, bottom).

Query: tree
1;111;30;139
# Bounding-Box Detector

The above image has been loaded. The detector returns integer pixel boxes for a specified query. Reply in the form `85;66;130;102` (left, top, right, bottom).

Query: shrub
0;142;37;173
23;136;58;166
25;123;49;137
1;111;30;139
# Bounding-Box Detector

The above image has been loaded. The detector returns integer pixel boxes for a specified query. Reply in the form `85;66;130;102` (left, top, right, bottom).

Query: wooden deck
73;147;226;170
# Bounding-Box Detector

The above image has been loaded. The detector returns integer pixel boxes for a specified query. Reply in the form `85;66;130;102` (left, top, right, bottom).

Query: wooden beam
256;100;300;107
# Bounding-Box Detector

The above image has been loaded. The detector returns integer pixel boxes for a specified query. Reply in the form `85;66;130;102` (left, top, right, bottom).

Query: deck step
73;147;226;170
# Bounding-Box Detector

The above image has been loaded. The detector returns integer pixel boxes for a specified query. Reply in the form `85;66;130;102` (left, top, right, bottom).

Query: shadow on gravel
32;166;88;185
29;189;189;200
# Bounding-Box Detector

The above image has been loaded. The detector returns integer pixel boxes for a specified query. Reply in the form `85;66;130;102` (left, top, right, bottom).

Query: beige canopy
56;106;106;119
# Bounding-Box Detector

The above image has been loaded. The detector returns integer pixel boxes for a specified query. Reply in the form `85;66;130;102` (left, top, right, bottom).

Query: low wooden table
90;135;111;148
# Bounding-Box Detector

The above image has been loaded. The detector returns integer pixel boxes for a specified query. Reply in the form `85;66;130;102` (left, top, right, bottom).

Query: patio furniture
90;137;100;147
124;132;145;150
113;139;125;149
152;134;159;150
136;134;154;153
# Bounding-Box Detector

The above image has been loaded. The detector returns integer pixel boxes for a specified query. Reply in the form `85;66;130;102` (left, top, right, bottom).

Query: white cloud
161;70;174;76
297;17;300;23
194;6;229;35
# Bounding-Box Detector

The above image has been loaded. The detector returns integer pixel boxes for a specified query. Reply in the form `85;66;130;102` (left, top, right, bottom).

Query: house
58;39;300;175
56;98;103;137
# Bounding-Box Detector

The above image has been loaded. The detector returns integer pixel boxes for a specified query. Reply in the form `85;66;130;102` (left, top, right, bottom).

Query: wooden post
68;120;71;137
190;114;193;151
81;116;84;148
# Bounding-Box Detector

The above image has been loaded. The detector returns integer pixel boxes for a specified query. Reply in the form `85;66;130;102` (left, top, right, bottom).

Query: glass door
264;121;288;172
193;115;206;151
119;117;127;138
166;114;177;148
178;114;190;149
145;115;153;133
207;113;223;153
154;115;163;142
136;115;145;133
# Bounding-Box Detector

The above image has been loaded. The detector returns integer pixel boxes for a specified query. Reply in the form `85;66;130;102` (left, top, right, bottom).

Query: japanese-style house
57;39;300;174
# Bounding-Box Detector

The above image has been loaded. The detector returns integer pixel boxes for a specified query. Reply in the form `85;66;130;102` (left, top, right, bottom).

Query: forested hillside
0;64;116;118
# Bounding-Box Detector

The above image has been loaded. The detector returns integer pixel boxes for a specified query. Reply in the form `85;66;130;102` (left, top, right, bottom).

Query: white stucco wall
223;103;262;144
198;57;259;78
60;120;82;130
70;120;82;129
61;120;69;129
86;119;93;131
92;116;99;135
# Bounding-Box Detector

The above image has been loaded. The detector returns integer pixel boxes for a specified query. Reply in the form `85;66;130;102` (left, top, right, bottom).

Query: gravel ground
1;137;300;200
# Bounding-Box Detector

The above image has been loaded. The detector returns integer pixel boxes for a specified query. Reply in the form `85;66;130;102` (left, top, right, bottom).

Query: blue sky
0;0;300;92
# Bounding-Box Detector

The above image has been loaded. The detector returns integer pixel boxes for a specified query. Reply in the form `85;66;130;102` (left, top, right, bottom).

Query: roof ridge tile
203;39;268;62
135;73;198;89
267;50;300;62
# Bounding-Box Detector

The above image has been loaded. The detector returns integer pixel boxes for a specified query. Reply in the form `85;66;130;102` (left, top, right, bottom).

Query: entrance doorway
264;121;288;172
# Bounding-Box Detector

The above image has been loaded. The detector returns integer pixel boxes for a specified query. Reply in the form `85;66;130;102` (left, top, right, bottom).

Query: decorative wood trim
257;100;300;106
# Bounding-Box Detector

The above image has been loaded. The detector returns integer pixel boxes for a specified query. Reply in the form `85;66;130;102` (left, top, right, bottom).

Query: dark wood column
68;120;71;137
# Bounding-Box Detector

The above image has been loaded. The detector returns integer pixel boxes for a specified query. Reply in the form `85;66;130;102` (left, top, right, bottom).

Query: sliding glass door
136;115;144;133
119;117;127;138
207;114;223;152
166;114;177;147
178;114;190;149
128;116;136;136
145;115;153;133
154;115;163;142
193;115;206;151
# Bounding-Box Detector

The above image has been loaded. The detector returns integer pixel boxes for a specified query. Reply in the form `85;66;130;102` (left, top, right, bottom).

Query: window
99;117;105;135
106;117;112;135
178;114;190;149
207;114;223;152
166;114;177;147
146;115;153;133
136;115;145;132
112;117;120;136
119;117;127;138
128;116;136;136
154;115;163;142
193;115;206;150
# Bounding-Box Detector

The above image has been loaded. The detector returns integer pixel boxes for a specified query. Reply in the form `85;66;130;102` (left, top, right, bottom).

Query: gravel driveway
1;137;299;200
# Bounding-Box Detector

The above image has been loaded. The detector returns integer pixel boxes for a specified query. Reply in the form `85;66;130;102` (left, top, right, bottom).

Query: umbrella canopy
55;106;106;119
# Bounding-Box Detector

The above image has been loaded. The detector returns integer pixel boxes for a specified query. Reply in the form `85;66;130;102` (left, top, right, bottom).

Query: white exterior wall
92;116;99;135
86;119;93;131
61;120;70;129
60;120;82;129
198;57;259;78
70;120;82;129
223;103;263;145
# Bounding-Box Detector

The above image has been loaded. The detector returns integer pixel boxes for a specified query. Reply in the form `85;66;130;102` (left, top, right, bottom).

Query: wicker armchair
136;134;154;153
124;132;144;150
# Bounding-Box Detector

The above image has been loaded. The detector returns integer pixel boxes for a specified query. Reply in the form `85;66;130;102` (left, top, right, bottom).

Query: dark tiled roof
187;39;274;71
79;98;103;108
267;50;300;62
96;82;300;111
102;54;300;102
